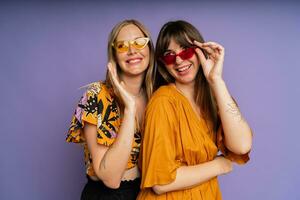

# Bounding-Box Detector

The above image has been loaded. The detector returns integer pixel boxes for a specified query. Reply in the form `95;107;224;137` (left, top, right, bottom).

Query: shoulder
83;81;113;99
149;84;177;103
84;81;106;94
147;84;178;111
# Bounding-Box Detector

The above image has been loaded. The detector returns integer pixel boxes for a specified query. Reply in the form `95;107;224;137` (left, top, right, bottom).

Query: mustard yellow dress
138;84;249;200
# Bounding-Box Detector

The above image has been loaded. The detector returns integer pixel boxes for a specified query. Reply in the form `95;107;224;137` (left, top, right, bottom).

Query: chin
176;76;195;85
126;70;146;77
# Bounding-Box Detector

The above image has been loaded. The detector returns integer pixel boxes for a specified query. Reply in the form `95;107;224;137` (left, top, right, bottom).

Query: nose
127;43;137;55
175;55;183;65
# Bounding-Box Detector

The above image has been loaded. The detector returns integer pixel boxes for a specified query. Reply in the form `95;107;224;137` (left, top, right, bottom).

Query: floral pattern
66;81;141;176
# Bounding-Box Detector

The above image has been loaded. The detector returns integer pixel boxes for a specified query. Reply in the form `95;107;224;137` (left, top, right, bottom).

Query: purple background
1;1;299;199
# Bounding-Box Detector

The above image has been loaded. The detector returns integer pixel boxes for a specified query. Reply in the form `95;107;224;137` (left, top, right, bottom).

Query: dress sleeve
140;97;181;188
216;124;250;164
66;82;120;146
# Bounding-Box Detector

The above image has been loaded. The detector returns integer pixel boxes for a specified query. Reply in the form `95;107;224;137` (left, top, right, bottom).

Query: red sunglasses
161;47;196;65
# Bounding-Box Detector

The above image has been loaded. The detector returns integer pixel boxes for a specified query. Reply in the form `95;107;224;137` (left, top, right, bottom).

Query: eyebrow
163;49;174;55
168;43;191;49
116;36;145;42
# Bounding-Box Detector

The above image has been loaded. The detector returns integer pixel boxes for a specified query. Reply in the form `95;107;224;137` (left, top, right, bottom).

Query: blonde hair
105;19;155;105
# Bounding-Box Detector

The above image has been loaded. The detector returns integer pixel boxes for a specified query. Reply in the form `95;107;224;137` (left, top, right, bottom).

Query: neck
174;81;195;101
120;73;145;96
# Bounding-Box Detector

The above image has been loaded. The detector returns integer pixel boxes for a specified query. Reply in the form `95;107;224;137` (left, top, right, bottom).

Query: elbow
236;141;252;155
152;185;165;195
239;133;253;155
102;179;121;189
228;130;253;155
236;147;251;155
239;127;253;154
96;172;121;189
226;141;252;155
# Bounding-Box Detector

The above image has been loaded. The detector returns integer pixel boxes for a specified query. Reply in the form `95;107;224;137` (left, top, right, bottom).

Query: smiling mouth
126;58;142;64
176;64;191;72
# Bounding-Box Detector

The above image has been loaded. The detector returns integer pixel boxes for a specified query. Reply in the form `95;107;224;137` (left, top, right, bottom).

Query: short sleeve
140;97;181;188
66;82;120;146
216;124;250;164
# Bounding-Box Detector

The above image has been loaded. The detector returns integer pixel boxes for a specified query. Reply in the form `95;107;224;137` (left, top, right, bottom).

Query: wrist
209;77;225;86
209;78;226;93
124;106;136;115
212;158;225;175
124;100;136;110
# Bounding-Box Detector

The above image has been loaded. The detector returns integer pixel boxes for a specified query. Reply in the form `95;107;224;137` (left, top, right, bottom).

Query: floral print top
66;81;141;177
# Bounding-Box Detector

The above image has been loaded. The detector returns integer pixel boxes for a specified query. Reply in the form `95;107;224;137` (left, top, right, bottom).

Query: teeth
128;59;141;64
177;65;190;72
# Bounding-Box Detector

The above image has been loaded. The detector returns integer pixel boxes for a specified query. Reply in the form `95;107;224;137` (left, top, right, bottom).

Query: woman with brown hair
66;19;155;200
138;20;252;199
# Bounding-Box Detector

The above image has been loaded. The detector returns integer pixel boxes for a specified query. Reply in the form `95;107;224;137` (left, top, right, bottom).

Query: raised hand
108;62;136;110
193;40;225;84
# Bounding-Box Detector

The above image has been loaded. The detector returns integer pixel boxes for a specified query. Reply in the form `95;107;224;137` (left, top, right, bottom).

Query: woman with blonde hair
66;19;155;200
138;20;252;199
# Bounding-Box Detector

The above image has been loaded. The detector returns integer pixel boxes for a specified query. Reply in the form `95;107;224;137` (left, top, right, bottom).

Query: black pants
81;176;141;200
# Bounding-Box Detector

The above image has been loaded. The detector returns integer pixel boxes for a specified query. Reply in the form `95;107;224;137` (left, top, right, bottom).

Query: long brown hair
105;19;155;110
155;20;219;131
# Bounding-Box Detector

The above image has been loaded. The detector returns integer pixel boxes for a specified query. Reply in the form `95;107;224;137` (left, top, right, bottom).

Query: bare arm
210;79;252;155
152;156;232;195
84;62;137;189
84;107;135;189
194;40;252;155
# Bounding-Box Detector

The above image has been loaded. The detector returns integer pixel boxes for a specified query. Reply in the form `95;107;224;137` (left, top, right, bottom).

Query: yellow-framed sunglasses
112;37;150;53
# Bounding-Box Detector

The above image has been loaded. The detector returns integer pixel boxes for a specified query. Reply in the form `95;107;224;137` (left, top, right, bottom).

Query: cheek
191;56;200;69
141;46;150;59
115;53;126;66
116;53;123;61
165;65;175;75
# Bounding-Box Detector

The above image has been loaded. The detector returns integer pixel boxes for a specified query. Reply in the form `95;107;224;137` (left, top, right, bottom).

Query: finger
120;81;126;88
108;63;120;88
185;37;193;45
201;41;219;47
194;41;216;60
108;62;115;74
199;45;214;54
118;81;132;100
193;40;203;48
201;42;220;52
111;62;120;79
202;42;224;53
109;62;117;77
217;46;225;56
116;81;126;94
108;63;115;80
107;63;113;78
107;62;112;71
204;46;224;58
209;47;224;60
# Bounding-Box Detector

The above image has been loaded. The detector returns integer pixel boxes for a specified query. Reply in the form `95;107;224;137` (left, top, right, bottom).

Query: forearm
153;160;221;195
95;108;136;187
210;79;252;154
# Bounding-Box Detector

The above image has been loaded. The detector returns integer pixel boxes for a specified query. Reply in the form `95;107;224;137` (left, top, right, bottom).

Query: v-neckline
170;83;203;125
169;83;216;143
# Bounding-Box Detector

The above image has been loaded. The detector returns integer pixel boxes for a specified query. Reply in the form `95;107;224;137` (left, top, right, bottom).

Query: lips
126;57;143;64
175;64;192;74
